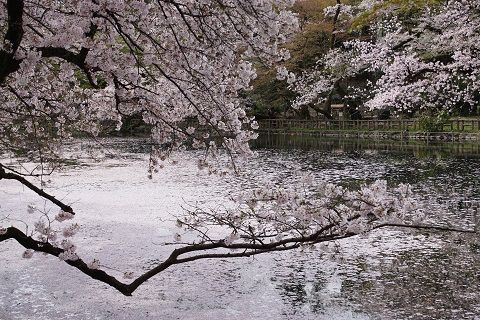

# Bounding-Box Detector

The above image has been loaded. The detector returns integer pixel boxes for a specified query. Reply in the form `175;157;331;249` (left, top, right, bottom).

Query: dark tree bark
0;0;24;83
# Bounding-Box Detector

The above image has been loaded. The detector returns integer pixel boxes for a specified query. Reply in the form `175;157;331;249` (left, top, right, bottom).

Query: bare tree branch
0;164;74;214
0;226;130;294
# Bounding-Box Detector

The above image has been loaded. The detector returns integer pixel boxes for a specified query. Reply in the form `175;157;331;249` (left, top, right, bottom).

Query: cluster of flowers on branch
32;206;78;260
0;203;78;260
177;176;421;248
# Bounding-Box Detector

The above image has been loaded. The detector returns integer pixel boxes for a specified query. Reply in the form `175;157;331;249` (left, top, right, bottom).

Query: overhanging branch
0;164;74;214
0;220;475;296
0;226;131;294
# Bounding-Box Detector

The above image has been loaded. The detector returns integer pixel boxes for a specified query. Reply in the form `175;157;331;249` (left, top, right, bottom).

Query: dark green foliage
246;1;341;119
418;111;450;132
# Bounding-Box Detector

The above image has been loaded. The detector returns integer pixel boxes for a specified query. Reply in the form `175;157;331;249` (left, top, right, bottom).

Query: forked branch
0;222;475;296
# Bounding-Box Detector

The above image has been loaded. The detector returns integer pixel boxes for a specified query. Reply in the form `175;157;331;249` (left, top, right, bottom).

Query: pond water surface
0;135;479;320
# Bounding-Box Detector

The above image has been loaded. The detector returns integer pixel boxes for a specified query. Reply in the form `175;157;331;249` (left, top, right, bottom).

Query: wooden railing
257;119;480;133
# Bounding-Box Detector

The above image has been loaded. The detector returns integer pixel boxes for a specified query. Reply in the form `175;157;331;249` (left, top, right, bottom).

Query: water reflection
253;133;480;159
251;134;480;319
2;135;478;319
68;136;480;318
84;135;480;319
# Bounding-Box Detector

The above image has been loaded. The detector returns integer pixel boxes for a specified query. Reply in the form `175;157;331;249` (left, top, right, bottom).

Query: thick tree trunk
0;0;24;83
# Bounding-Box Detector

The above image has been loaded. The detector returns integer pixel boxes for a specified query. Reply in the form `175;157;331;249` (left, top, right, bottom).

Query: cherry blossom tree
0;0;476;296
0;0;301;165
293;0;480;116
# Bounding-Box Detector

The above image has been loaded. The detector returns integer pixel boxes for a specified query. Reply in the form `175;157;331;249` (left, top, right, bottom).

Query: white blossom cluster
323;3;354;19
177;176;421;246
8;205;79;260
293;0;480;114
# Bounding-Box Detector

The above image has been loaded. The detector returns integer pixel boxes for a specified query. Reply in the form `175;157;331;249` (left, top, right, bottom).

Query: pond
0;134;479;320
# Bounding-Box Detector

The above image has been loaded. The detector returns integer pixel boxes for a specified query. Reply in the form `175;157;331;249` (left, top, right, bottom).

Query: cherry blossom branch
1;220;475;296
0;226;129;293
0;163;54;177
0;164;74;214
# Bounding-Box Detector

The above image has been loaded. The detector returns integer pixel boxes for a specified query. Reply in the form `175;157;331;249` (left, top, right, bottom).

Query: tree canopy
0;0;298;167
244;0;480;119
293;0;480;118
